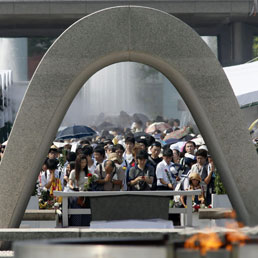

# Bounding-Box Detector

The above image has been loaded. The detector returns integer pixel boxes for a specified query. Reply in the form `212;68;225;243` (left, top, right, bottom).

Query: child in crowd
180;172;205;208
63;161;75;186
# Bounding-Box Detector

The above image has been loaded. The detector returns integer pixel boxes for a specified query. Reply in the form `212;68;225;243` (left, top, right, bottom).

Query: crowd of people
37;118;216;212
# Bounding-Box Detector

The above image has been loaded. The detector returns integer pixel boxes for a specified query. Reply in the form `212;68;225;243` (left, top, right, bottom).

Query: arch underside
0;6;258;228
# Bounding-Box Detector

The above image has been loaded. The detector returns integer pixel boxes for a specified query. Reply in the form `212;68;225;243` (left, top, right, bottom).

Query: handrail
54;190;201;227
54;190;201;197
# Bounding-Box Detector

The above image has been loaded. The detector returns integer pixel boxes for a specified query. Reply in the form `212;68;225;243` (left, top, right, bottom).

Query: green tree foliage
214;169;227;195
253;36;258;58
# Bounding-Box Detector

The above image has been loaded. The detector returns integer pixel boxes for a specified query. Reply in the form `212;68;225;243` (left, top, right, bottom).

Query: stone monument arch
1;6;258;228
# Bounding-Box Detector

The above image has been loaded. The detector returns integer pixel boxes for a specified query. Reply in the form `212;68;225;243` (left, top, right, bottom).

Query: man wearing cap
107;152;126;190
48;145;58;160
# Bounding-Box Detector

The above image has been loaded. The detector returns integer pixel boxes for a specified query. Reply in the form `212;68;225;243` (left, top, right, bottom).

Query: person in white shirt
41;158;63;191
93;146;105;166
187;149;209;195
156;148;178;190
123;136;135;166
69;154;88;191
114;144;127;168
83;145;96;174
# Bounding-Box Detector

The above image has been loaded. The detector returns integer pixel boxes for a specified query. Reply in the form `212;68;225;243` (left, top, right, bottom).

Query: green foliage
214;169;227;195
253;36;258;58
58;149;67;168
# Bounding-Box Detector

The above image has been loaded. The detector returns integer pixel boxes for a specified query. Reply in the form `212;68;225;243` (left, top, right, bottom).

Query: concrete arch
1;6;258;227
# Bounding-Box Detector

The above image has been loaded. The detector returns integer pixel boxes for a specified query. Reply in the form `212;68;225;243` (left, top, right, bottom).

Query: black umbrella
134;132;155;146
56;125;97;140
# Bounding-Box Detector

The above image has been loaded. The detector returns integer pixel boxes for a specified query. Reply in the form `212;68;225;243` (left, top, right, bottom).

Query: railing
54;190;201;227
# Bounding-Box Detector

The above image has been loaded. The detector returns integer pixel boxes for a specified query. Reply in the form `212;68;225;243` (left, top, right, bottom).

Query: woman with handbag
68;154;90;226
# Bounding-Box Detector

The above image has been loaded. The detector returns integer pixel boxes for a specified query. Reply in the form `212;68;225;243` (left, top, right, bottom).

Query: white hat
192;135;205;146
184;153;196;160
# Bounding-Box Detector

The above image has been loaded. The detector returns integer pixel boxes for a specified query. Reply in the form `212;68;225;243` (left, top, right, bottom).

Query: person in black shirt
148;141;162;190
148;141;162;167
128;150;154;191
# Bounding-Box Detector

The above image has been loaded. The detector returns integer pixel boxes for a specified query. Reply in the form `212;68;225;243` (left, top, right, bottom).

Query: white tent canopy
224;61;258;107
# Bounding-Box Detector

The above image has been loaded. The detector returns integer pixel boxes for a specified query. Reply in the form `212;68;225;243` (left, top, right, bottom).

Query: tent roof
224;61;258;108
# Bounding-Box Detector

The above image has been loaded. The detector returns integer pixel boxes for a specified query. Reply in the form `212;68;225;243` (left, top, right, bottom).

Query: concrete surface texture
0;6;258;228
0;0;256;66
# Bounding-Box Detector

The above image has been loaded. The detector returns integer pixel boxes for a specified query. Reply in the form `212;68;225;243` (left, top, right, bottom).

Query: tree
253;36;258;58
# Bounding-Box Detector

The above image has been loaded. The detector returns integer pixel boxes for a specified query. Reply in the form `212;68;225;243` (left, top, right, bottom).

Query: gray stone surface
0;1;256;65
23;210;56;221
176;249;201;258
13;239;168;258
0;229;80;241
0;6;258;228
79;229;187;241
198;208;233;220
90;196;170;221
1;227;258;242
